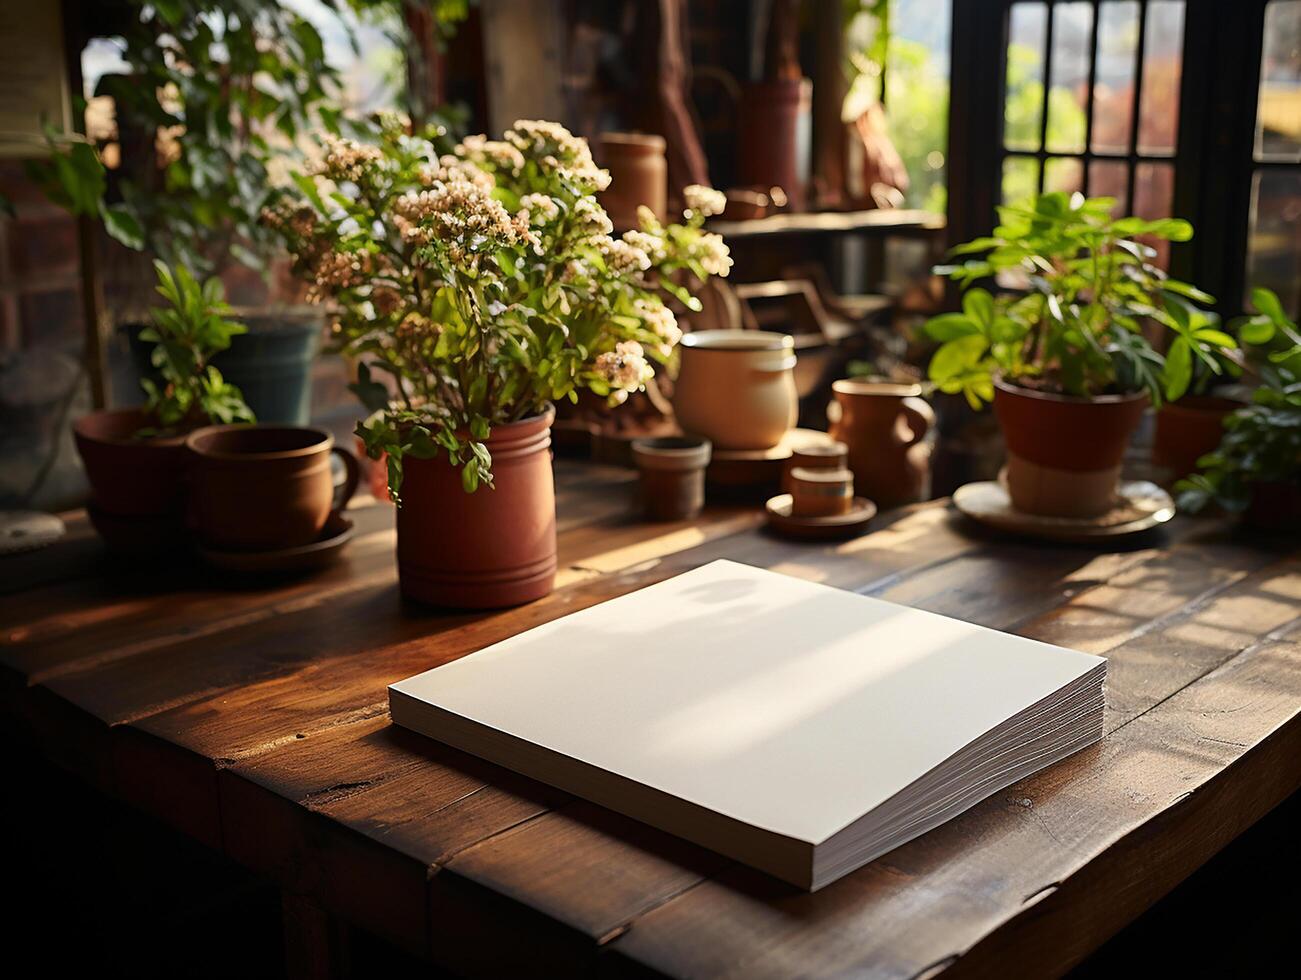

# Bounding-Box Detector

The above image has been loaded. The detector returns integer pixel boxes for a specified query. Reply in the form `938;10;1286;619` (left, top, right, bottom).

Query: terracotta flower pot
631;436;712;521
738;79;811;211
828;380;933;509
397;407;557;609
597;132;667;229
674;331;798;450
1153;395;1240;481
73;407;191;546
185;425;360;552
993;379;1148;518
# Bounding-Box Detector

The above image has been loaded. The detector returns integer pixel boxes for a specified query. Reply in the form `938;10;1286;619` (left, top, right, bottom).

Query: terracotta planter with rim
993;379;1148;518
397;407;557;609
1153;395;1241;481
73;408;192;553
673;330;798;450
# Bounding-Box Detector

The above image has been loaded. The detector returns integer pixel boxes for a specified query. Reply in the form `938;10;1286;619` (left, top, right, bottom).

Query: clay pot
597;132;667;229
186;425;359;552
674;331;798;450
789;466;854;517
1153;395;1240;481
782;440;848;492
398;407;557;609
828;380;934;509
993;379;1148;518
738;79;811;211
631;436;711;522
73;408;190;548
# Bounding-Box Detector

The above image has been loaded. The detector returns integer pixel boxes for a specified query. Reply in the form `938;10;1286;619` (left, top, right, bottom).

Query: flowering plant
265;115;730;497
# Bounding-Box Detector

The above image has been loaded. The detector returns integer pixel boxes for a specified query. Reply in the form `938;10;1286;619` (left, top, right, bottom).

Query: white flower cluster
505;119;612;192
597;236;652;277
694;232;733;277
391;178;521;261
634;298;681;355
683;184;727;218
315;134;383;182
417;156;495;193
519;192;560;226
572;196;614;239
595;340;653;402
457;134;526;175
621;229;666;263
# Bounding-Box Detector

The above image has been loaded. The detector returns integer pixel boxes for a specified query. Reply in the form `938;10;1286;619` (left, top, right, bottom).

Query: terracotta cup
992;380;1148;518
186;425;360;552
674;330;799;450
597;132;667;229
782;440;848;492
828;380;934;509
789;466;854;517
631;436;712;522
73;408;190;518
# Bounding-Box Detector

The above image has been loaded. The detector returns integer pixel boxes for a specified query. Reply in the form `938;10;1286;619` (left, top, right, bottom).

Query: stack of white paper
390;560;1105;890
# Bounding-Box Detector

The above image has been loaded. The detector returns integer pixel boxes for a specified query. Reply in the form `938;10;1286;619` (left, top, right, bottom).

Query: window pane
1005;2;1048;151
1256;0;1301;162
1045;2;1092;153
1133;161;1176;266
886;0;953;212
1136;1;1185;156
1091;1;1140;154
1245;169;1301;315
1002;155;1041;203
1045;157;1084;194
1088;159;1130;210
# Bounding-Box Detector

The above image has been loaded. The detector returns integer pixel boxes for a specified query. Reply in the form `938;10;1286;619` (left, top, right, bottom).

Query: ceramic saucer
197;513;355;573
952;480;1175;542
764;493;878;541
0;510;66;555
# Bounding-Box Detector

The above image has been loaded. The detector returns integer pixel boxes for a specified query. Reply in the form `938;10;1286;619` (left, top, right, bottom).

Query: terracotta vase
674;331;798;450
73;408;191;551
828;380;933;509
631;436;712;522
993;380;1148;518
1153;395;1240;481
738;78;811;210
597;132;667;229
186;425;359;552
398;408;557;609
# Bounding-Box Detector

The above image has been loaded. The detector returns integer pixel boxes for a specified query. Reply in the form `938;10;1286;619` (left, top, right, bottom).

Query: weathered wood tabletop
2;459;1298;978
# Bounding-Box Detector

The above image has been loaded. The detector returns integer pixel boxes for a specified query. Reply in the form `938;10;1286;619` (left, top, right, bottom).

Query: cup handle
330;446;361;514
901;396;934;447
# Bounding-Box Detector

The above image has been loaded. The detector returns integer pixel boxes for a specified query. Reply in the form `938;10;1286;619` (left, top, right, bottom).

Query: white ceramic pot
673;331;798;450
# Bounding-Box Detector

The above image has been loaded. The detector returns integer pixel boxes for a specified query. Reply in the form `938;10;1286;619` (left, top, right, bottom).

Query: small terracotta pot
186;425;360;552
631;436;712;522
674;331;798;450
73;408;191;551
398;408;557;609
783;440;848;493
1153;395;1240;481
1244;481;1301;532
789;466;854;517
597;132;667;229
993;379;1148;518
828;380;934;509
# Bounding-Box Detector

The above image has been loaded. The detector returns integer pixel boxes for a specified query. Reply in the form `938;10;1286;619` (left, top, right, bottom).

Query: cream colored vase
673;331;798;450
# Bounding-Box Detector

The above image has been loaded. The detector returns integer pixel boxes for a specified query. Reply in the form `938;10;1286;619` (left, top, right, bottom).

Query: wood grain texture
2;459;1297;979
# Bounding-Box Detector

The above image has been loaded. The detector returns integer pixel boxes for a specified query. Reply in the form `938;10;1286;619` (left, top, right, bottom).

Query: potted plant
1176;288;1301;531
266;114;731;607
74;260;254;550
923;191;1236;518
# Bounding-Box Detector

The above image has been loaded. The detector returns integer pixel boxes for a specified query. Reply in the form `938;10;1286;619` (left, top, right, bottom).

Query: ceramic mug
186;425;359;552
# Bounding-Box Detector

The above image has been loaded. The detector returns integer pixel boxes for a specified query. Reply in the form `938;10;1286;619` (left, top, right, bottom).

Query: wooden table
2;459;1298;978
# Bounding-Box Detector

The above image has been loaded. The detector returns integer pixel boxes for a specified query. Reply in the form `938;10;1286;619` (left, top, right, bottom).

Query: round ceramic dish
952;480;1175;542
764;493;877;541
197;513;355;574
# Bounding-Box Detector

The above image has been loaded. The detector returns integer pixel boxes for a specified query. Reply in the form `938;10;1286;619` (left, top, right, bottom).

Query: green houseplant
73;261;253;551
924;191;1235;518
1176;288;1301;530
266;114;731;606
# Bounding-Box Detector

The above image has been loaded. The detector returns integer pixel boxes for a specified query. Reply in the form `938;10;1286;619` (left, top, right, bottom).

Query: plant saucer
952;480;1175;542
0;510;66;555
197;513;355;574
765;493;878;541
